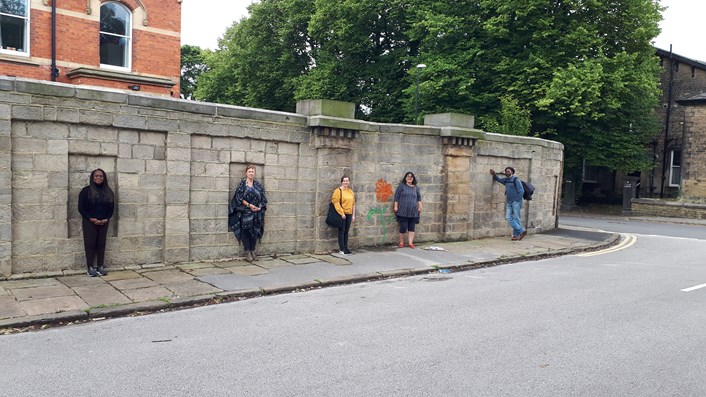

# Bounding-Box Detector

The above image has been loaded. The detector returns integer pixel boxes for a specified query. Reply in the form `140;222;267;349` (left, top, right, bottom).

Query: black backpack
521;180;535;201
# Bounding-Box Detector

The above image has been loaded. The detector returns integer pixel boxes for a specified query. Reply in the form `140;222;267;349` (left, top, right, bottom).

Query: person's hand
90;218;99;225
342;214;346;220
99;219;108;225
393;204;398;213
351;214;356;223
490;169;496;176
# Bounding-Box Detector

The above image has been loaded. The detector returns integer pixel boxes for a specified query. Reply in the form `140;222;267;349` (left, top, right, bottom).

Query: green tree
198;0;663;176
180;44;208;100
195;0;315;111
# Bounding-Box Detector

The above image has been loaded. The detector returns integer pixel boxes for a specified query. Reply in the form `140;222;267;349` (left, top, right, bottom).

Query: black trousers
82;218;109;269
337;215;353;251
242;232;257;252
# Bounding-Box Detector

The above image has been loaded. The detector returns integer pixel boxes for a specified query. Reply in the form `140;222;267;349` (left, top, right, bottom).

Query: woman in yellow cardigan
332;175;356;255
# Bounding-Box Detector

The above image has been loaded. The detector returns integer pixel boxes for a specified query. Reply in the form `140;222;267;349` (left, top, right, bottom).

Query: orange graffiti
375;179;394;202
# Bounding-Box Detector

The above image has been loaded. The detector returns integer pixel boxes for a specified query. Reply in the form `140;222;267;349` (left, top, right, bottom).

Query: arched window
0;0;30;56
100;2;132;70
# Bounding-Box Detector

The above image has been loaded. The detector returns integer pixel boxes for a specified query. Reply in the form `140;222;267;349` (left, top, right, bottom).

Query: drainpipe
50;0;59;81
660;45;675;198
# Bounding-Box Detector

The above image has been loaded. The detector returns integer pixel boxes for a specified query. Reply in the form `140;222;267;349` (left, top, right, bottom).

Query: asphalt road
1;219;705;396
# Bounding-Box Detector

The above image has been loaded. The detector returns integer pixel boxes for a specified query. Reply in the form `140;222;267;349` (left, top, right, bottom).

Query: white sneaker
339;251;346;255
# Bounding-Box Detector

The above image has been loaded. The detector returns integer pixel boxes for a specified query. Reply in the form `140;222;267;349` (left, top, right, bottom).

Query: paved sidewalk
0;227;618;331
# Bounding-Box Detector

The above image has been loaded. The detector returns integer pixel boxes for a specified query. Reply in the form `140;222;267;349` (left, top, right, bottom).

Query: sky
181;0;706;61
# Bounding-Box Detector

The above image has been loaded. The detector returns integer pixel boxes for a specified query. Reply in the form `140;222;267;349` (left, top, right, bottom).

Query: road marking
681;283;706;292
574;234;637;257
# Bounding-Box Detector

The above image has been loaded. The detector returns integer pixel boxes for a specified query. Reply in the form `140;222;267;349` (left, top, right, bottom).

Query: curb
0;233;620;333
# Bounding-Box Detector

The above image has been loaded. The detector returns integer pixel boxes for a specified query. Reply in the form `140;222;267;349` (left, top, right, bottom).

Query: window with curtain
0;0;29;56
100;2;132;69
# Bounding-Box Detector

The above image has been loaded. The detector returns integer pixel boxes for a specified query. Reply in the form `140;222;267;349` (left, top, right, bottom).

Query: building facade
0;0;180;96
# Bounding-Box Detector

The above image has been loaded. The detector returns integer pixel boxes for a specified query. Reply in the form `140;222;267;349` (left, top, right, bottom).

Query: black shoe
87;267;98;277
96;266;108;276
344;249;353;255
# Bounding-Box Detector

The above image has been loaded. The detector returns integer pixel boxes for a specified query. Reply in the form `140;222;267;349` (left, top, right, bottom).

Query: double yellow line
575;234;637;257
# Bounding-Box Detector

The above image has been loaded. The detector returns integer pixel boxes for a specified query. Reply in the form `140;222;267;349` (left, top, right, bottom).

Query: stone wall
632;198;706;219
0;77;564;276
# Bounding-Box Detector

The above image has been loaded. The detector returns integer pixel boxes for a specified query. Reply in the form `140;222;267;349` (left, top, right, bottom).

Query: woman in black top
228;165;268;262
393;171;422;248
78;169;115;277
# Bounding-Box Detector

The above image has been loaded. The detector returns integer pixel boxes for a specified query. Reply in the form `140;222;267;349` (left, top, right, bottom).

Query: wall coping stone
0;75;16;91
66;67;176;88
76;86;129;103
15;78;76;97
484;131;564;149
308;115;372;132
128;94;217;115
216;104;307;125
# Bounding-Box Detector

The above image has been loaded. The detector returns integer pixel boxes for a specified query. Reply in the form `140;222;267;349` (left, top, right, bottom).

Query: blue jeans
505;201;525;237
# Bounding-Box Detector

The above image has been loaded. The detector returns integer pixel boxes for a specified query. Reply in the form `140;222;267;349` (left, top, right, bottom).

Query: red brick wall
0;0;180;96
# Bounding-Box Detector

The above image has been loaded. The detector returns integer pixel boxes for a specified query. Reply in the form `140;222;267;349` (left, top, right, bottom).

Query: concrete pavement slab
109;277;158;290
185;267;231;277
72;284;132;306
121;286;174;302
141;269;194;283
0;286;6;296
102;270;143;281
58;275;106;288
164;280;222;297
11;284;75;301
281;255;321;265
256;258;295;269
0;278;63;289
213;259;250;268
309;254;351;265
176;262;216;270
19;296;87;316
0;296;26;319
225;265;269;276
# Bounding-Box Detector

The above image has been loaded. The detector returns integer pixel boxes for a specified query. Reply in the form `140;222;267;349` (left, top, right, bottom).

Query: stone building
0;77;564;277
0;0;180;96
578;48;706;203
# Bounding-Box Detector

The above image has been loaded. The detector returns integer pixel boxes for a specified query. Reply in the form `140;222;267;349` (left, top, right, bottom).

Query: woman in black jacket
78;169;115;277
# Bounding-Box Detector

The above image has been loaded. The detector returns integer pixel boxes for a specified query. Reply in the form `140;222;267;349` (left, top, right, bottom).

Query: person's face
504;168;513;178
405;173;414;184
341;177;350;188
93;171;105;185
246;167;256;179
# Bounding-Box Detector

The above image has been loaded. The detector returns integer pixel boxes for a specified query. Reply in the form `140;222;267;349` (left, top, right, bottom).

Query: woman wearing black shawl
228;165;267;262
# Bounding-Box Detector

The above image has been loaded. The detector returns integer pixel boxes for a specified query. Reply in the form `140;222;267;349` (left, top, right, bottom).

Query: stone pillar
164;132;192;263
425;113;482;241
0;104;11;276
297;100;366;253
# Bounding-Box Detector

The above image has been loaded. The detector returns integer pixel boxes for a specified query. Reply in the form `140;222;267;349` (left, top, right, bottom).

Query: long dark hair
88;168;114;204
400;171;417;185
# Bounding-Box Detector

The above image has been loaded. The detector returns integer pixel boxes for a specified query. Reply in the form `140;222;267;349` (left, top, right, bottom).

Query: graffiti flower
375;178;394;203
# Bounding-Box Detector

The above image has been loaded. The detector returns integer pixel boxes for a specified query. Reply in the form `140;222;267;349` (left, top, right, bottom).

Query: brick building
0;0;180;96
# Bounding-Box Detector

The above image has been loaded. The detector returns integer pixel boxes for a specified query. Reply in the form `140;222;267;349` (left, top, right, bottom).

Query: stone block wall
0;77;563;276
632;199;706;219
681;103;706;199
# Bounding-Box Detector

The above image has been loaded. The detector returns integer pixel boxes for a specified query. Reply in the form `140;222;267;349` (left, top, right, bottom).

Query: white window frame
668;150;681;188
0;0;30;57
99;1;132;71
